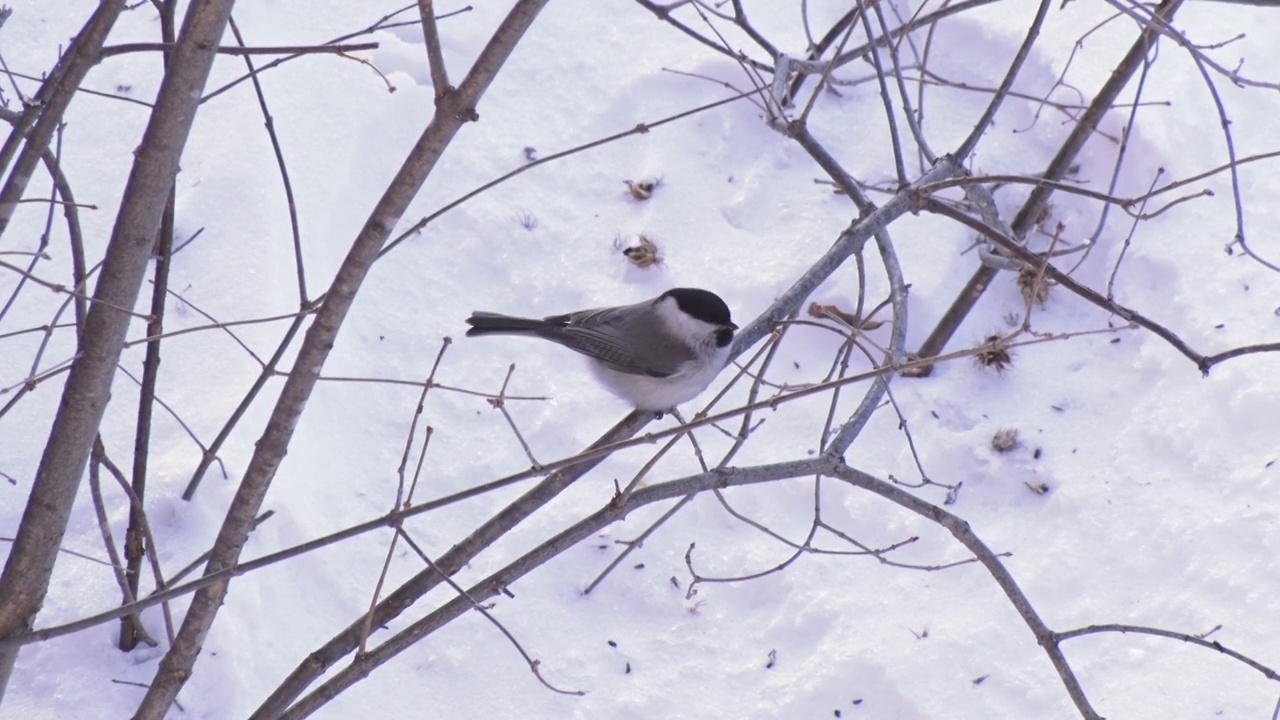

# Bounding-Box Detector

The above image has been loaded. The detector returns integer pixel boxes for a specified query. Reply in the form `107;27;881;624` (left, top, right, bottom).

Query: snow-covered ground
2;1;1278;718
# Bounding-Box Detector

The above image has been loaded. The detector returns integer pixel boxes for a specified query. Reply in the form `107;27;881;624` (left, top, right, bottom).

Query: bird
465;288;737;411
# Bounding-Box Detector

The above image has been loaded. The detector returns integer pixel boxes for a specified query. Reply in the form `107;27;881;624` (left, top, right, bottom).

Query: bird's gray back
541;299;695;377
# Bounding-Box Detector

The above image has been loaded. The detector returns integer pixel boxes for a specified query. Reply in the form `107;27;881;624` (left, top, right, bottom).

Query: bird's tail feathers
465;312;554;337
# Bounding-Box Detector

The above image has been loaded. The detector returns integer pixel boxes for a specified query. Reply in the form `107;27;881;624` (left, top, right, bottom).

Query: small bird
465;288;737;411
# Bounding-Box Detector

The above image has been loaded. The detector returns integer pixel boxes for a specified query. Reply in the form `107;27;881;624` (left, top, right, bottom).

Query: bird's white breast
587;341;730;411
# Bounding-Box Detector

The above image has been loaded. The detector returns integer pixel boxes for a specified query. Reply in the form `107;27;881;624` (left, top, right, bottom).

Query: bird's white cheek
709;342;732;370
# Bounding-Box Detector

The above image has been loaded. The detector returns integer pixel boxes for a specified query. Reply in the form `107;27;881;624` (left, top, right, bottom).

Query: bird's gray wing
540;303;694;377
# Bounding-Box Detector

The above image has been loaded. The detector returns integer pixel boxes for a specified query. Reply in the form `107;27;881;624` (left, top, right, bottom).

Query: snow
2;1;1278;719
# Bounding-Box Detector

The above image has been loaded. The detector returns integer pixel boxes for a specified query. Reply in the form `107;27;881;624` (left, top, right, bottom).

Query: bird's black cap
662;288;736;328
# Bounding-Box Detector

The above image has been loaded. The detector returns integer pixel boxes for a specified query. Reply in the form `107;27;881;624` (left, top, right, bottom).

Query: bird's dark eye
714;327;734;347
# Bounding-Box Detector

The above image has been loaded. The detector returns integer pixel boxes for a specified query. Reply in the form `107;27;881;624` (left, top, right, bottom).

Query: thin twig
914;0;1184;366
95;438;176;646
918;195;1280;373
377;87;765;260
87;438;158;649
359;341;450;654
395;529;584;695
487;364;541;467
417;0;451;99
228;16;310;304
1056;623;1278;682
100;41;378;58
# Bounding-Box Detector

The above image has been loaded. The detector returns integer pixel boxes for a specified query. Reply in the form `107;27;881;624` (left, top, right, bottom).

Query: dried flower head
991;427;1020;453
975;334;1014;374
624;177;661;201
616;234;664;269
1017;267;1052;305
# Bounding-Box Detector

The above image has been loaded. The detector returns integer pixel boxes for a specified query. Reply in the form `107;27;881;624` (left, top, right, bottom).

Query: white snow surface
2;2;1278;719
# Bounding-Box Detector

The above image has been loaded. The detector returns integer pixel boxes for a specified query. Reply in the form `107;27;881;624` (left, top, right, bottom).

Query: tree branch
914;0;1184;367
138;1;555;716
0;0;226;700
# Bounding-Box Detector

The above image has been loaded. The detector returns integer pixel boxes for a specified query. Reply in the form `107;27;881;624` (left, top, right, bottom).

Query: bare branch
417;0;451;99
914;0;1185;367
0;0;232;698
99;41;378;58
1057;623;1279;682
143;1;557;714
0;1;125;239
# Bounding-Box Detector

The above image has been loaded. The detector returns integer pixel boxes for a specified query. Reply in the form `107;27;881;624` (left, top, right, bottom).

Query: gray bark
132;1;552;717
0;0;235;703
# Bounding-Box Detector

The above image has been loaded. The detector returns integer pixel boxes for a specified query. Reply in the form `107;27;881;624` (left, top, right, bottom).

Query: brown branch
250;409;653;719
631;0;773;72
0;260;151;321
88;439;158;650
141;1;557;715
358;341;449;655
395;529;584;696
94;438;176;646
954;0;1053;161
121;192;173;652
228;16;311;304
417;0;451;100
917;196;1280;373
824;462;1101;719
914;0;1185;368
848;0;906;182
181;316;305;500
123;306;311;351
1056;623;1279;682
489;364;541;468
99;41;377;58
0;328;1130;656
274;458;829;719
121;7;180;645
198;6;470;104
377;86;765;259
165;512;275;588
725;0;777;58
583;334;782;595
307;372;546;400
0;537;108;567
0;67;154;108
0;0;223;699
271;455;1096;719
0;2;125;240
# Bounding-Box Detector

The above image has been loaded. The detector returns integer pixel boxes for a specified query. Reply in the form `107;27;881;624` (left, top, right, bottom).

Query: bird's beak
728;322;739;330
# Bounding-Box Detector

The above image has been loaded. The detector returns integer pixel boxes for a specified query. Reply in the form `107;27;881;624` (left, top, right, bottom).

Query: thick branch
0;0;226;700
276;459;831;718
136;1;554;717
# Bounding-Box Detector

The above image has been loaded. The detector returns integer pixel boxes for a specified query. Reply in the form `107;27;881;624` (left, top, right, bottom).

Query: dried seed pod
975;334;1014;374
624;177;661;201
1017;267;1052;305
617;234;664;269
991;427;1020;453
